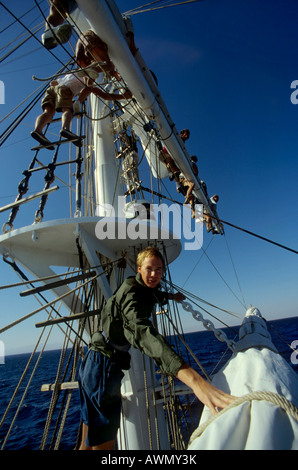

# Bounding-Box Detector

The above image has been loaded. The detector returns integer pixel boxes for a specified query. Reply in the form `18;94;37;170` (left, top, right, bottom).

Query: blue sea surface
0;316;297;450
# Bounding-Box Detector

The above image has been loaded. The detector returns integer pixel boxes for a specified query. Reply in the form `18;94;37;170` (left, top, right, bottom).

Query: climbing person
75;30;121;80
190;155;198;177
42;0;76;49
117;129;141;195
204;194;219;233
31;68;132;149
158;146;181;182
78;246;236;450
180;128;190;142
179;174;196;218
31;71;92;149
157;129;190;181
178;156;199;217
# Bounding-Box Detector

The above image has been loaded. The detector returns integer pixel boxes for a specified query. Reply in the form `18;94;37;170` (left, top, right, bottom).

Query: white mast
90;92;122;216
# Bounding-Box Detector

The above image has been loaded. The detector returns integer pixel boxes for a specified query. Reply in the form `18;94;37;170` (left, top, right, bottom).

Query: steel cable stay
124;0;203;16
5;291;84;450
124;0;166;14
164;268;295;367
0;81;49;126
183;232;247;311
182;237;214;288
0;23;44;62
140;169;298;258
207;211;298;256
150;182;248;310
0;255;126;334
2;260;89;347
0;59;73;147
0;272;97;335
223;233;247;310
0;262;92;449
0;84;48;147
163;275;242;352
140;183;298;312
0;2;46;35
1;282;87;449
0;264;105;291
39;320;82;450
0;250;109;448
164;277;242;321
0;2;77;74
0;322;59;450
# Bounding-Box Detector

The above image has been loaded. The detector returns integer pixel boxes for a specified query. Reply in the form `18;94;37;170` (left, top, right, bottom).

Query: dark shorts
78;349;124;447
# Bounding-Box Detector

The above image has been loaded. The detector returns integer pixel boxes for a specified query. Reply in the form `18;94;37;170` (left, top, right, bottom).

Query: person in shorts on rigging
31;71;90;149
31;67;132;149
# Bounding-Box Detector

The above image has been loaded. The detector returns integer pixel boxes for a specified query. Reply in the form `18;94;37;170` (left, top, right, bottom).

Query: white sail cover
188;308;298;450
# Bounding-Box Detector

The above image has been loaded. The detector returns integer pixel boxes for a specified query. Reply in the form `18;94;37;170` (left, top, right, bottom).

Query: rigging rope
0;24;43;63
210;213;298;256
224;233;247;309
140;184;298;256
166;280;242;320
0;325;56;449
1;257;89;345
0;269;98;335
163;309;211;381
188;390;298;445
124;0;203;16
0;2;74;72
0;3;43;34
182;237;214;287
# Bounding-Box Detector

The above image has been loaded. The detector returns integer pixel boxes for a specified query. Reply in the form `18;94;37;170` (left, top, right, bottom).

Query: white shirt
58;73;85;97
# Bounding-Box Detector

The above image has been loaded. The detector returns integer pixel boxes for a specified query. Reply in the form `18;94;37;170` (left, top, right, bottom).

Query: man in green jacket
78;246;235;450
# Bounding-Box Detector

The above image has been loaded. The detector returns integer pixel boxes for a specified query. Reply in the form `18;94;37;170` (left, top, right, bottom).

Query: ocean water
0;316;297;450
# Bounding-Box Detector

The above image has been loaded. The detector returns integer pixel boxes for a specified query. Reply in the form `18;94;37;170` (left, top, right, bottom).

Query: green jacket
90;273;184;377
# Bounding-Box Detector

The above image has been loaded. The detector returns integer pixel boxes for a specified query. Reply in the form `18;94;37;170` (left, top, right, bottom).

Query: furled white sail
188;308;298;450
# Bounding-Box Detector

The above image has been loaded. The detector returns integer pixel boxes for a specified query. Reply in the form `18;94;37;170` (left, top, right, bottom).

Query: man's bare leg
79;423;116;450
78;423;92;450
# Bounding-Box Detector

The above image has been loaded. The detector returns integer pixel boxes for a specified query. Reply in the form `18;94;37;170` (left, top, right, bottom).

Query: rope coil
188;390;298;445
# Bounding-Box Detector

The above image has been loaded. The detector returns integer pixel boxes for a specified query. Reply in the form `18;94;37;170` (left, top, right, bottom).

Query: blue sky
0;0;298;354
